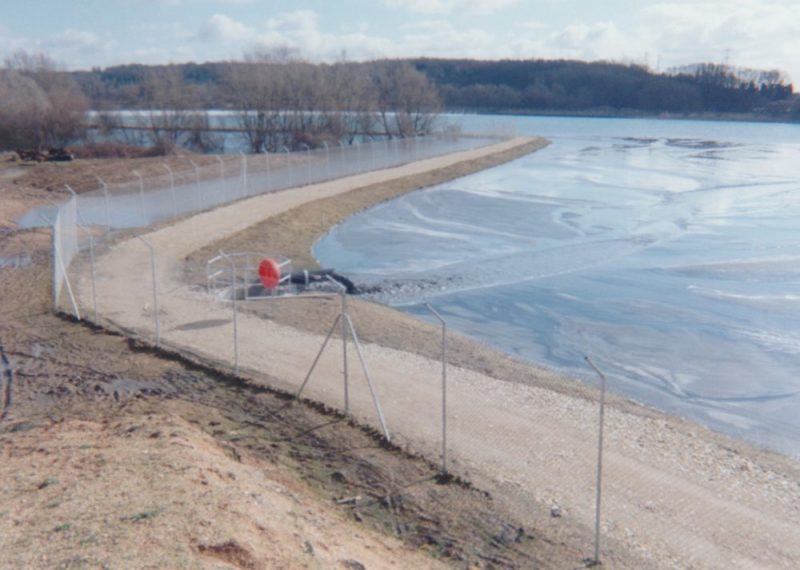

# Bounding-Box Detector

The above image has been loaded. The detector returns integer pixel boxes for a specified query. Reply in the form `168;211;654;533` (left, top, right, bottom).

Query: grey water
315;115;800;457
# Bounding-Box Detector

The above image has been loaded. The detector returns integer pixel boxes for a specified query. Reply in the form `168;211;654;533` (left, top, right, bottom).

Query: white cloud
196;14;255;43
44;29;102;52
386;0;521;15
634;1;800;78
397;20;499;58
250;10;392;60
109;2;799;82
544;21;629;61
142;0;183;5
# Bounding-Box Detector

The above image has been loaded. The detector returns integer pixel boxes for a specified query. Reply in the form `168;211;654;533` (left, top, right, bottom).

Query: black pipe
288;269;359;294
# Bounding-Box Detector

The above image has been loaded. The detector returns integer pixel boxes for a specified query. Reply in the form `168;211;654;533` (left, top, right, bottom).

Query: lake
314;114;800;456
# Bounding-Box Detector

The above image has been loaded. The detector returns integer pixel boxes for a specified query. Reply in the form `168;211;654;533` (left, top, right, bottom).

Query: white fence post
134;171;146;226
322;141;330;180
136;235;160;347
50;208;81;319
239;151;248;198
264;150;271;192
338;141;346;178
426;303;448;476
219;250;239;374
343;313;390;442
282;146;292;188
95;175;111;240
585;355;608;567
216;155;224;180
300;143;311;186
163;163;177;220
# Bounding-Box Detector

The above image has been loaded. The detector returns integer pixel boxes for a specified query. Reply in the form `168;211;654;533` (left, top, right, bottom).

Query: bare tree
370;61;440;138
1;51;88;150
221;53;440;153
139;66;210;154
224;49;307;152
0;70;50;149
327;62;378;143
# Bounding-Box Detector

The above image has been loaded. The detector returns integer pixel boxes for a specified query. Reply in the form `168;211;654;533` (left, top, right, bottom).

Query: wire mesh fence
49;133;499;308
46;133;800;569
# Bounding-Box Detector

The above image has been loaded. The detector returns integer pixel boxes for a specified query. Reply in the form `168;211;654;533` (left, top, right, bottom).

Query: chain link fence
47;133;498;309
45;133;800;569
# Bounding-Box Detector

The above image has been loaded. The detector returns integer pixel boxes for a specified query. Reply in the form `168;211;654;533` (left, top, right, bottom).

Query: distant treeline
73;57;797;119
413;59;795;116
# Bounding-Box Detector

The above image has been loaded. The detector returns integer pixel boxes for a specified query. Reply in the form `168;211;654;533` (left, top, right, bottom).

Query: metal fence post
189;159;203;208
282;146;292;188
300;143;311;185
219;250;239;374
585;355;608;566
426;303;448;475
297;313;342;401
95;175;111;240
49;202;81;320
163;163;177;220
264;150;271;192
136;235;160;347
1;345;12;418
338;141;346;178
239;151;248;197
344;313;390;442
134;171;146;226
88;233;97;322
190;159;200;189
322;141;330;179
325;276;349;414
216;155;224;180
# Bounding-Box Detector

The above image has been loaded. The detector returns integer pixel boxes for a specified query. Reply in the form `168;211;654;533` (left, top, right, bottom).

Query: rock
303;540;314;555
550;504;562;518
341;560;366;570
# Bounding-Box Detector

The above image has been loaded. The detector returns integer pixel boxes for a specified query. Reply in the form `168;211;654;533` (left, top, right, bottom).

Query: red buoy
258;258;281;289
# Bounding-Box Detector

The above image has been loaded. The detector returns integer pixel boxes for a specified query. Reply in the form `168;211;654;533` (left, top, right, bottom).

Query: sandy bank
75;138;800;569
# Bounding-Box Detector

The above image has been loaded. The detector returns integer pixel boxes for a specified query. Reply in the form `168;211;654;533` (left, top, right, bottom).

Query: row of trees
222;53;440;152
1;51;442;153
2;51;797;153
77;54;442;153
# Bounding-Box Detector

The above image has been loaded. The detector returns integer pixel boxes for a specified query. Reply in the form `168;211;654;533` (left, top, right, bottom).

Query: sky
1;0;798;82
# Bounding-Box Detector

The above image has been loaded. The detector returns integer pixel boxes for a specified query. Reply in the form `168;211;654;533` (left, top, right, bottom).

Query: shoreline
190;136;549;269
76;138;800;568
450;108;800;125
190;134;799;465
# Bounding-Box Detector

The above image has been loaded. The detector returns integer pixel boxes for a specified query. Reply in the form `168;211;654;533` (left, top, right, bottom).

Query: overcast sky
2;0;798;81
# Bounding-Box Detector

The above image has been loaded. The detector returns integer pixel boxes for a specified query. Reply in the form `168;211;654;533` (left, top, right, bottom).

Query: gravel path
74;138;800;569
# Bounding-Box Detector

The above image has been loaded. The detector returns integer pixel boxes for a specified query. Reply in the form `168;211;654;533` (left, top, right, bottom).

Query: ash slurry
315;115;800;457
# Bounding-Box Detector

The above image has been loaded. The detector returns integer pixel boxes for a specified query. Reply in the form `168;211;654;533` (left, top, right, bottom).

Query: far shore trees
0;51;88;151
223;51;442;153
137;66;218;153
372;61;441;138
6;52;793;156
